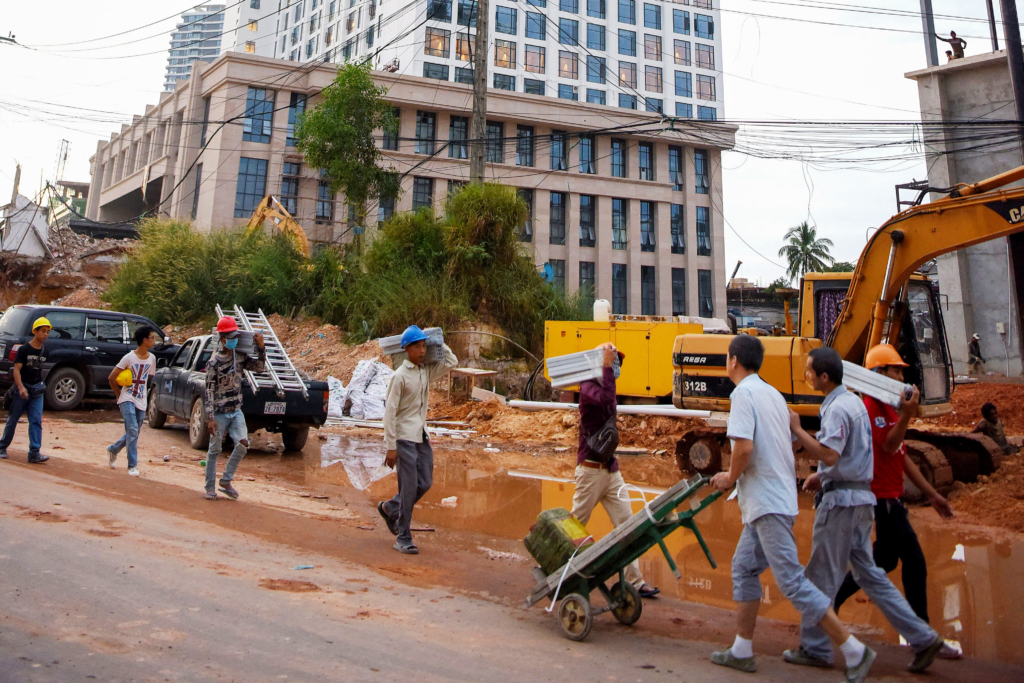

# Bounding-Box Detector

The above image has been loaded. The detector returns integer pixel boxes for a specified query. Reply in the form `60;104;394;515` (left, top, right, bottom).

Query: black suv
0;305;179;410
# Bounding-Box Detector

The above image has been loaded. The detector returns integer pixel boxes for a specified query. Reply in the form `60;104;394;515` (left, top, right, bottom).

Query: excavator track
903;439;954;499
905;429;1003;484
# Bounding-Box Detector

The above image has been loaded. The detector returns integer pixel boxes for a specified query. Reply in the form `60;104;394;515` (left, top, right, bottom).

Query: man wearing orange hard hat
832;343;960;660
0;317;51;463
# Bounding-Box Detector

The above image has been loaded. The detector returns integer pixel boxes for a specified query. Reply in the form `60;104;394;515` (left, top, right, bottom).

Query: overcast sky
0;0;1010;285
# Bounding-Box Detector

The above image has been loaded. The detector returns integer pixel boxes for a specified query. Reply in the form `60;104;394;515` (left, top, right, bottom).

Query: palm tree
777;222;834;282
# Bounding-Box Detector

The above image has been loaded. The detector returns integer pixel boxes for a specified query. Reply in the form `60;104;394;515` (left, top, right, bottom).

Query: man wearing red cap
203;316;265;500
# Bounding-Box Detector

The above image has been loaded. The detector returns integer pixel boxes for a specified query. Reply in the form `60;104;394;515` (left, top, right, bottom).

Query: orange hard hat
216;316;239;334
865;344;908;370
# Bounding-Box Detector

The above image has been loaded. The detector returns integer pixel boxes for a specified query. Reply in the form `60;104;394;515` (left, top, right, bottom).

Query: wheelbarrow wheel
609;581;642;626
557;593;593;641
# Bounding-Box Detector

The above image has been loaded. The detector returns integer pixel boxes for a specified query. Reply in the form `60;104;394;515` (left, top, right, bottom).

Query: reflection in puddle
311;434;1023;665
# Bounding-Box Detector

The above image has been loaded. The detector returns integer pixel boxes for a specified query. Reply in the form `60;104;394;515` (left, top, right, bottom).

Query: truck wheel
189;398;210;451
45;367;85;411
282;426;310;451
147;391;167;429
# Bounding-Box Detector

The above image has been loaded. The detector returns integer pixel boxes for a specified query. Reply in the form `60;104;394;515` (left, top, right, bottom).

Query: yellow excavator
245;195;311;257
672;164;1024;492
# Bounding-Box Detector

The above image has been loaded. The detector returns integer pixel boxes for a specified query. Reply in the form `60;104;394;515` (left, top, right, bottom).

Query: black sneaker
27;452;49;464
218;480;239;500
377;501;399;536
908;635;945;673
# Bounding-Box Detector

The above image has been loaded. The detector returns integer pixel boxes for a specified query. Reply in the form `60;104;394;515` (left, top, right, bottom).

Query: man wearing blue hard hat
378;325;458;554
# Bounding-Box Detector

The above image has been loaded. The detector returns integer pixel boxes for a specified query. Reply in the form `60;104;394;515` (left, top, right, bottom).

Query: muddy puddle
309;434;1023;665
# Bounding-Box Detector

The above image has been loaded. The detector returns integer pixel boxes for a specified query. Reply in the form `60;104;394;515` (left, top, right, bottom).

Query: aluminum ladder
215;304;308;399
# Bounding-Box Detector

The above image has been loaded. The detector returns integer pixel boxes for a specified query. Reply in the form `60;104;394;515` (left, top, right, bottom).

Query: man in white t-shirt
708;335;875;683
106;326;159;476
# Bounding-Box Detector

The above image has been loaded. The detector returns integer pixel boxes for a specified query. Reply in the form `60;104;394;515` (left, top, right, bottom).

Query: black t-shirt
15;343;46;386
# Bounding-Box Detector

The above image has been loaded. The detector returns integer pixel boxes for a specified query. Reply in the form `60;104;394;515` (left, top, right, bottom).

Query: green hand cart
524;475;724;641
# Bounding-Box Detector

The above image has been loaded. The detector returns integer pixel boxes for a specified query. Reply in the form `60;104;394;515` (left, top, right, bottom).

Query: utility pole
999;0;1024;374
987;0;1000;52
919;0;939;67
470;0;489;184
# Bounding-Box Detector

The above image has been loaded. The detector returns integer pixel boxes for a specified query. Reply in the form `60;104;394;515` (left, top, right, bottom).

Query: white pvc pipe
508;399;711;418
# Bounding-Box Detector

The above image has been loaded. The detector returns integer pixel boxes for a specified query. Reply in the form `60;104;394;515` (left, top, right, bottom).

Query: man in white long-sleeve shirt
378;325;458;554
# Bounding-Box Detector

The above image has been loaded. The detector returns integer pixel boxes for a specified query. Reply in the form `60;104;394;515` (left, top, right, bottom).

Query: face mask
612;358;621;380
225;338;238;350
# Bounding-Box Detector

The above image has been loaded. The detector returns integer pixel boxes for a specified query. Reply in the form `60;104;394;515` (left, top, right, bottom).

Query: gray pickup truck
147;334;327;451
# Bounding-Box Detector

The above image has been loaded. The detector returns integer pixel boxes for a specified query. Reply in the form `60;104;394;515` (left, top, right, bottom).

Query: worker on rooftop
378;325;457;555
936;31;966;59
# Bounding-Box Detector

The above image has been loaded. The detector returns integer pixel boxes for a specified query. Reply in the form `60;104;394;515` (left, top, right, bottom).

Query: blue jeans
0;383;45;456
109;401;145;469
205;409;249;493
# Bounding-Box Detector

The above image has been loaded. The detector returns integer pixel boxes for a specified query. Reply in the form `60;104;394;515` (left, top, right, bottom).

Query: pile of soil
948;454;1024;533
264;313;385;382
923;382;1024;435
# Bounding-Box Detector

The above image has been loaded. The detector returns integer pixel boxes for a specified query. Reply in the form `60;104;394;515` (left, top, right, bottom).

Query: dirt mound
54;288;107;310
258;578;320;592
948;454;1024;533
263;313;385;383
923;382;1024;435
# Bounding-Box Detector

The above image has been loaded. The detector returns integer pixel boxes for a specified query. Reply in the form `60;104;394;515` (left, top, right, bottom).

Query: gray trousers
383;438;433;544
801;504;938;663
732;514;832;626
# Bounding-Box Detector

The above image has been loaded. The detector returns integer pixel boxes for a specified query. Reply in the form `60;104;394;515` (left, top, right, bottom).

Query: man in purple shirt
570;342;660;599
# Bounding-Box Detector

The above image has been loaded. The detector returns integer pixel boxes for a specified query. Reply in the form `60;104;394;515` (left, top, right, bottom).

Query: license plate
264;401;286;415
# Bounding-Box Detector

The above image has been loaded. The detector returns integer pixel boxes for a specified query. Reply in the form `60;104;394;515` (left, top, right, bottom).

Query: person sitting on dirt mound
973;402;1019;455
378;325;458;555
570;342;659;600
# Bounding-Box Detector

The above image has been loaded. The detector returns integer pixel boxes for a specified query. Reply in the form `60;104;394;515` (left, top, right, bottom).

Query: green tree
824;260;856;272
777;221;834;281
296;62;400;231
765;276;792;292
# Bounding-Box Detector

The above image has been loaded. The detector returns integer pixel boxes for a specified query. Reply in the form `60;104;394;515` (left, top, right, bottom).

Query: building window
559;18;579;45
234;157;267;217
449;115;469;158
618;29;636;56
696;43;715;70
695;13;714;40
281;162;301;215
287;92;307;147
674;39;691;65
252;0;261;8
672;268;686;315
191;164;203;220
518;188;534;241
382;107;400;151
526;12;546;40
618;61;636;89
669;146;683;190
316;180;335;224
550;259;566;292
423;62;450;79
695;149;709;194
587;0;605;19
670;204;685;254
696;206;711;255
560;0;578;13
612;198;627;249
549;191;567;245
643;3;660;29
413;177;434;209
698;269;713;316
524;78;545;95
579;195;596;246
586;89;605;105
673;9;690;35
611;139;626;177
579;261;596;302
455;32;473;60
425;27;451;57
640;201;655;252
558;51;579;79
517;125;535;166
698;106;717;121
550;130;568;170
525;44;546;73
618;0;635;24
558;84;578;100
458;0;478;27
675;71;692;97
199;97;211;147
428;0;452;21
586;55;606;83
641;266;656;315
486;121;505;163
495;38;516;68
612;264;627;314
447;179;468;197
586;23;605;50
242;87;275;143
644;34;662;61
577;134;595;173
638;142;654;180
646;98;663;113
493;73;516;90
415;111;436;154
496;6;517;34
245;40;256;53
645;66;663;92
697;74;716;101
676;102;693;118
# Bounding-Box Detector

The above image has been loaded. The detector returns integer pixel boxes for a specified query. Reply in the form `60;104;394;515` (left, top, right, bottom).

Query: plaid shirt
204;347;266;414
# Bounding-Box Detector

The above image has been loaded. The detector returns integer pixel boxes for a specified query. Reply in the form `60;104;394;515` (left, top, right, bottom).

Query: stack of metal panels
546;349;606;389
842;360;913;409
210;330;256;355
377;327;445;362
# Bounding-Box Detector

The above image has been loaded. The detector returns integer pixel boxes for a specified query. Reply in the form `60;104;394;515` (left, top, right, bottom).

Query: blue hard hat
400;325;429;348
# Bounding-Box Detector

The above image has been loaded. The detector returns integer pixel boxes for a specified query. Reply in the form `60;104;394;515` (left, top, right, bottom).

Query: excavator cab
898;280;951;406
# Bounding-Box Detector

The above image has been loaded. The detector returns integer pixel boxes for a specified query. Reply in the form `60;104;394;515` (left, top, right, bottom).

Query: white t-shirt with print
116;350;156;411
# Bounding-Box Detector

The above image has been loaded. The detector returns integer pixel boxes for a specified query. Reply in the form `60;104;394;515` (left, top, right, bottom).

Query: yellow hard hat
865;344;909;370
32;316;52;331
116;368;134;387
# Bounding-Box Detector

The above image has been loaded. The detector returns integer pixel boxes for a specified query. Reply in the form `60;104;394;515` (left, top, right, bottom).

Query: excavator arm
245;195;311;257
827;164;1024;364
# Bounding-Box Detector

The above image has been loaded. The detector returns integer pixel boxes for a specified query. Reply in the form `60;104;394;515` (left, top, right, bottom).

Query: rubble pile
949;453;1024;533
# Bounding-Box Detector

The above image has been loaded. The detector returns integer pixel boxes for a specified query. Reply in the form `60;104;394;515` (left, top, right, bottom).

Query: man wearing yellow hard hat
0;317;52;463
